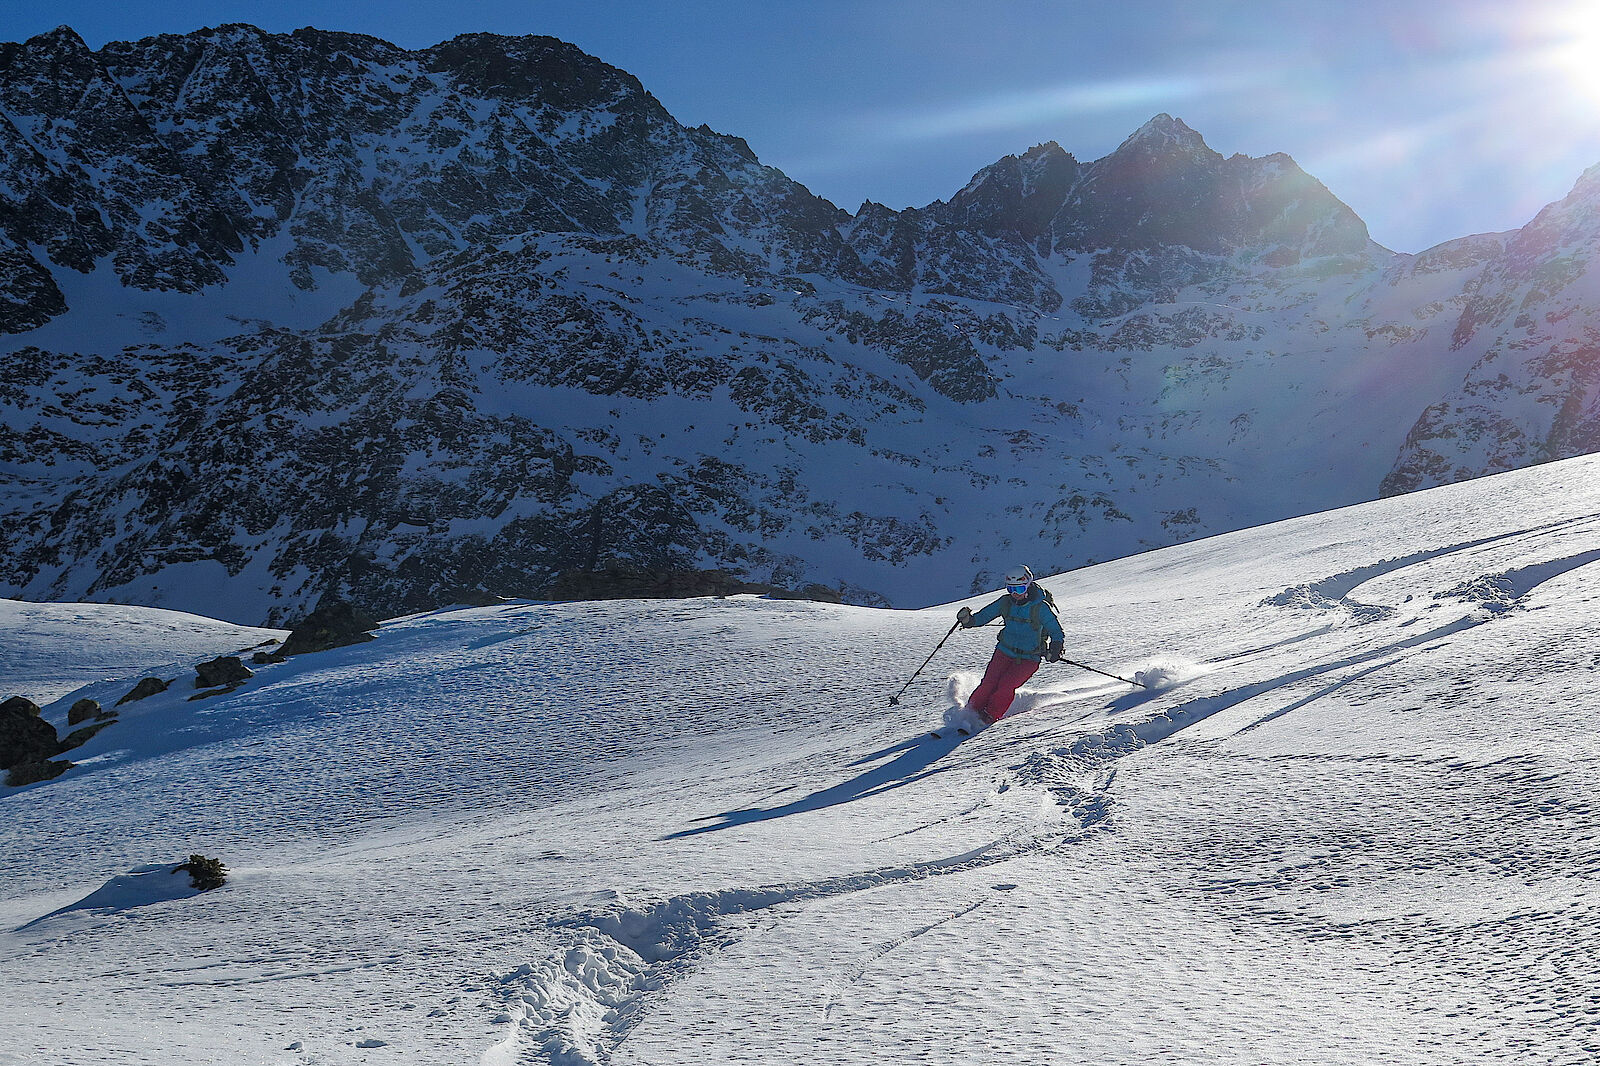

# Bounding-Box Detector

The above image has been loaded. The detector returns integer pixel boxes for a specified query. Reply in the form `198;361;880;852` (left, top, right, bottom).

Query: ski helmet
1004;564;1034;593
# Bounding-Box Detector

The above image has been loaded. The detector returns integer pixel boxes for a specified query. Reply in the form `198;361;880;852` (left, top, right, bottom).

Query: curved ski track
486;515;1600;1065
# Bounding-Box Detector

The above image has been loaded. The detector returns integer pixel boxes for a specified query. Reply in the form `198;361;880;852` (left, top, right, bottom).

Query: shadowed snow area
5;455;1600;1064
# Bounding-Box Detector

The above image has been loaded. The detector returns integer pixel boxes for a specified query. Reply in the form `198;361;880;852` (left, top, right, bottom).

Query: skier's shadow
1104;685;1168;714
664;733;963;839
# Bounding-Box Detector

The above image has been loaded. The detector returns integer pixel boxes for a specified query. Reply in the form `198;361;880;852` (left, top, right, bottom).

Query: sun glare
1544;4;1600;104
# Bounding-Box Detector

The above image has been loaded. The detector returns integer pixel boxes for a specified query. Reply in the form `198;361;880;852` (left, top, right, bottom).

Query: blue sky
7;0;1600;252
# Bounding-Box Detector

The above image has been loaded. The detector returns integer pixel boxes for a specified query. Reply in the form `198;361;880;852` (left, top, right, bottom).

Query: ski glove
1046;638;1064;662
957;607;973;627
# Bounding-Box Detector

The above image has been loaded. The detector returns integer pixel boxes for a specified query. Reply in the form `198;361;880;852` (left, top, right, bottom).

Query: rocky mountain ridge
1;24;1597;624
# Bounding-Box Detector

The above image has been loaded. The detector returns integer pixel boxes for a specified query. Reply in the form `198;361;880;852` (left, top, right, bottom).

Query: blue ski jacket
964;586;1065;662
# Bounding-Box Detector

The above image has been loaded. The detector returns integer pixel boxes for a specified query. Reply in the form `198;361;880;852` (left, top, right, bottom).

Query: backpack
1005;585;1059;657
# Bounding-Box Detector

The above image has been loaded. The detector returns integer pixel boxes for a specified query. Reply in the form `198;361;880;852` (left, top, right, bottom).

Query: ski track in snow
489;843;1029;1065
819;897;990;1022
7;459;1600;1064
617;496;1600;1064
496;520;1600;1064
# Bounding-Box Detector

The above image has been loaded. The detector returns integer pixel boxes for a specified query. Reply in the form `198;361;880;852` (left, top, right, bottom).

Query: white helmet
1004;564;1034;590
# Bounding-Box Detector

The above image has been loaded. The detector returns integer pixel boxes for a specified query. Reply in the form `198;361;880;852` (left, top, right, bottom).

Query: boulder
195;656;253;689
278;600;379;657
116;677;170;706
1;695;40;717
6;759;70;787
1;696;60;770
68;698;102;725
60;719;115;752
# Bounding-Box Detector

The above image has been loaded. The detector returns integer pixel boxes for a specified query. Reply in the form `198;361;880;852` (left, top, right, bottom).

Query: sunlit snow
4;454;1600;1064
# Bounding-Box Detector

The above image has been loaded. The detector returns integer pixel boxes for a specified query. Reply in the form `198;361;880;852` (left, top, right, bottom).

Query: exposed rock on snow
193;655;253;689
115;676;170;706
58;718;116;755
277;600;379;657
0;694;73;786
66;698;102;725
0;695;57;771
0;694;41;716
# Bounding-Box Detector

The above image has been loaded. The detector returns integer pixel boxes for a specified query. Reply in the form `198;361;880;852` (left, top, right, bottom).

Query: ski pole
888;620;962;705
1058;657;1147;688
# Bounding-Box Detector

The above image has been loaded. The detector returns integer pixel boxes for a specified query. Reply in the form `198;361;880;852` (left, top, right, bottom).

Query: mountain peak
942;141;1080;240
1115;113;1210;155
11;24;90;55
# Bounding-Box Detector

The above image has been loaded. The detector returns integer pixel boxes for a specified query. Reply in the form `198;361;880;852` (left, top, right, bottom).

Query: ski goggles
1006;583;1030;595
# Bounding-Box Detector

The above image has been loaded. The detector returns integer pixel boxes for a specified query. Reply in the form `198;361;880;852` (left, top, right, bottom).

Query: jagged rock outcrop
1383;165;1600;495
0;25;1596;623
277;601;380;657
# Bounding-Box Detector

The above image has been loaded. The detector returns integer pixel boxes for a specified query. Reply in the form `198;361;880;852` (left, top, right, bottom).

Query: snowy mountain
2;25;1599;625
1383;164;1600;495
4;453;1599;1064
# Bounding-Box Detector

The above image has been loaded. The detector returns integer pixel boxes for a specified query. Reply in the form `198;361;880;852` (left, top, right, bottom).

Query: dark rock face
1384;166;1600;495
0;27;237;295
278;601;380;656
1047;117;1370;262
0;242;67;331
546;565;840;602
195;656;254;689
943;142;1082;244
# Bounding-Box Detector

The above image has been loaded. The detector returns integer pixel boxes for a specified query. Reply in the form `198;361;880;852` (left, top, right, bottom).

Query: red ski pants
969;648;1039;722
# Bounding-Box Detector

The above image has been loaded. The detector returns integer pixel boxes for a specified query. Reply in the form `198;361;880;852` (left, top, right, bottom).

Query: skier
956;564;1065;724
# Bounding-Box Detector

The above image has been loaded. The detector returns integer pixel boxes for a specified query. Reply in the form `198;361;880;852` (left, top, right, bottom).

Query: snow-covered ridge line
4;27;1600;624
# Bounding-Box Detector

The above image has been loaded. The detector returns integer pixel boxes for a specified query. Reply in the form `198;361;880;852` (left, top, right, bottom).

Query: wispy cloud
861;73;1261;144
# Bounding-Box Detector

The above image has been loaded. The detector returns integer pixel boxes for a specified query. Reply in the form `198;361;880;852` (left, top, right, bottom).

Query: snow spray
1130;656;1213;690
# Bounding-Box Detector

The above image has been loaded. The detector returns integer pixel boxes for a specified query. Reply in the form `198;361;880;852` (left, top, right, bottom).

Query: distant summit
1117;112;1211;152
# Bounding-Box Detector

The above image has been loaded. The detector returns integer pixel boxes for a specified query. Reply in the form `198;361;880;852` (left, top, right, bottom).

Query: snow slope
4;454;1600;1064
0;599;284;704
